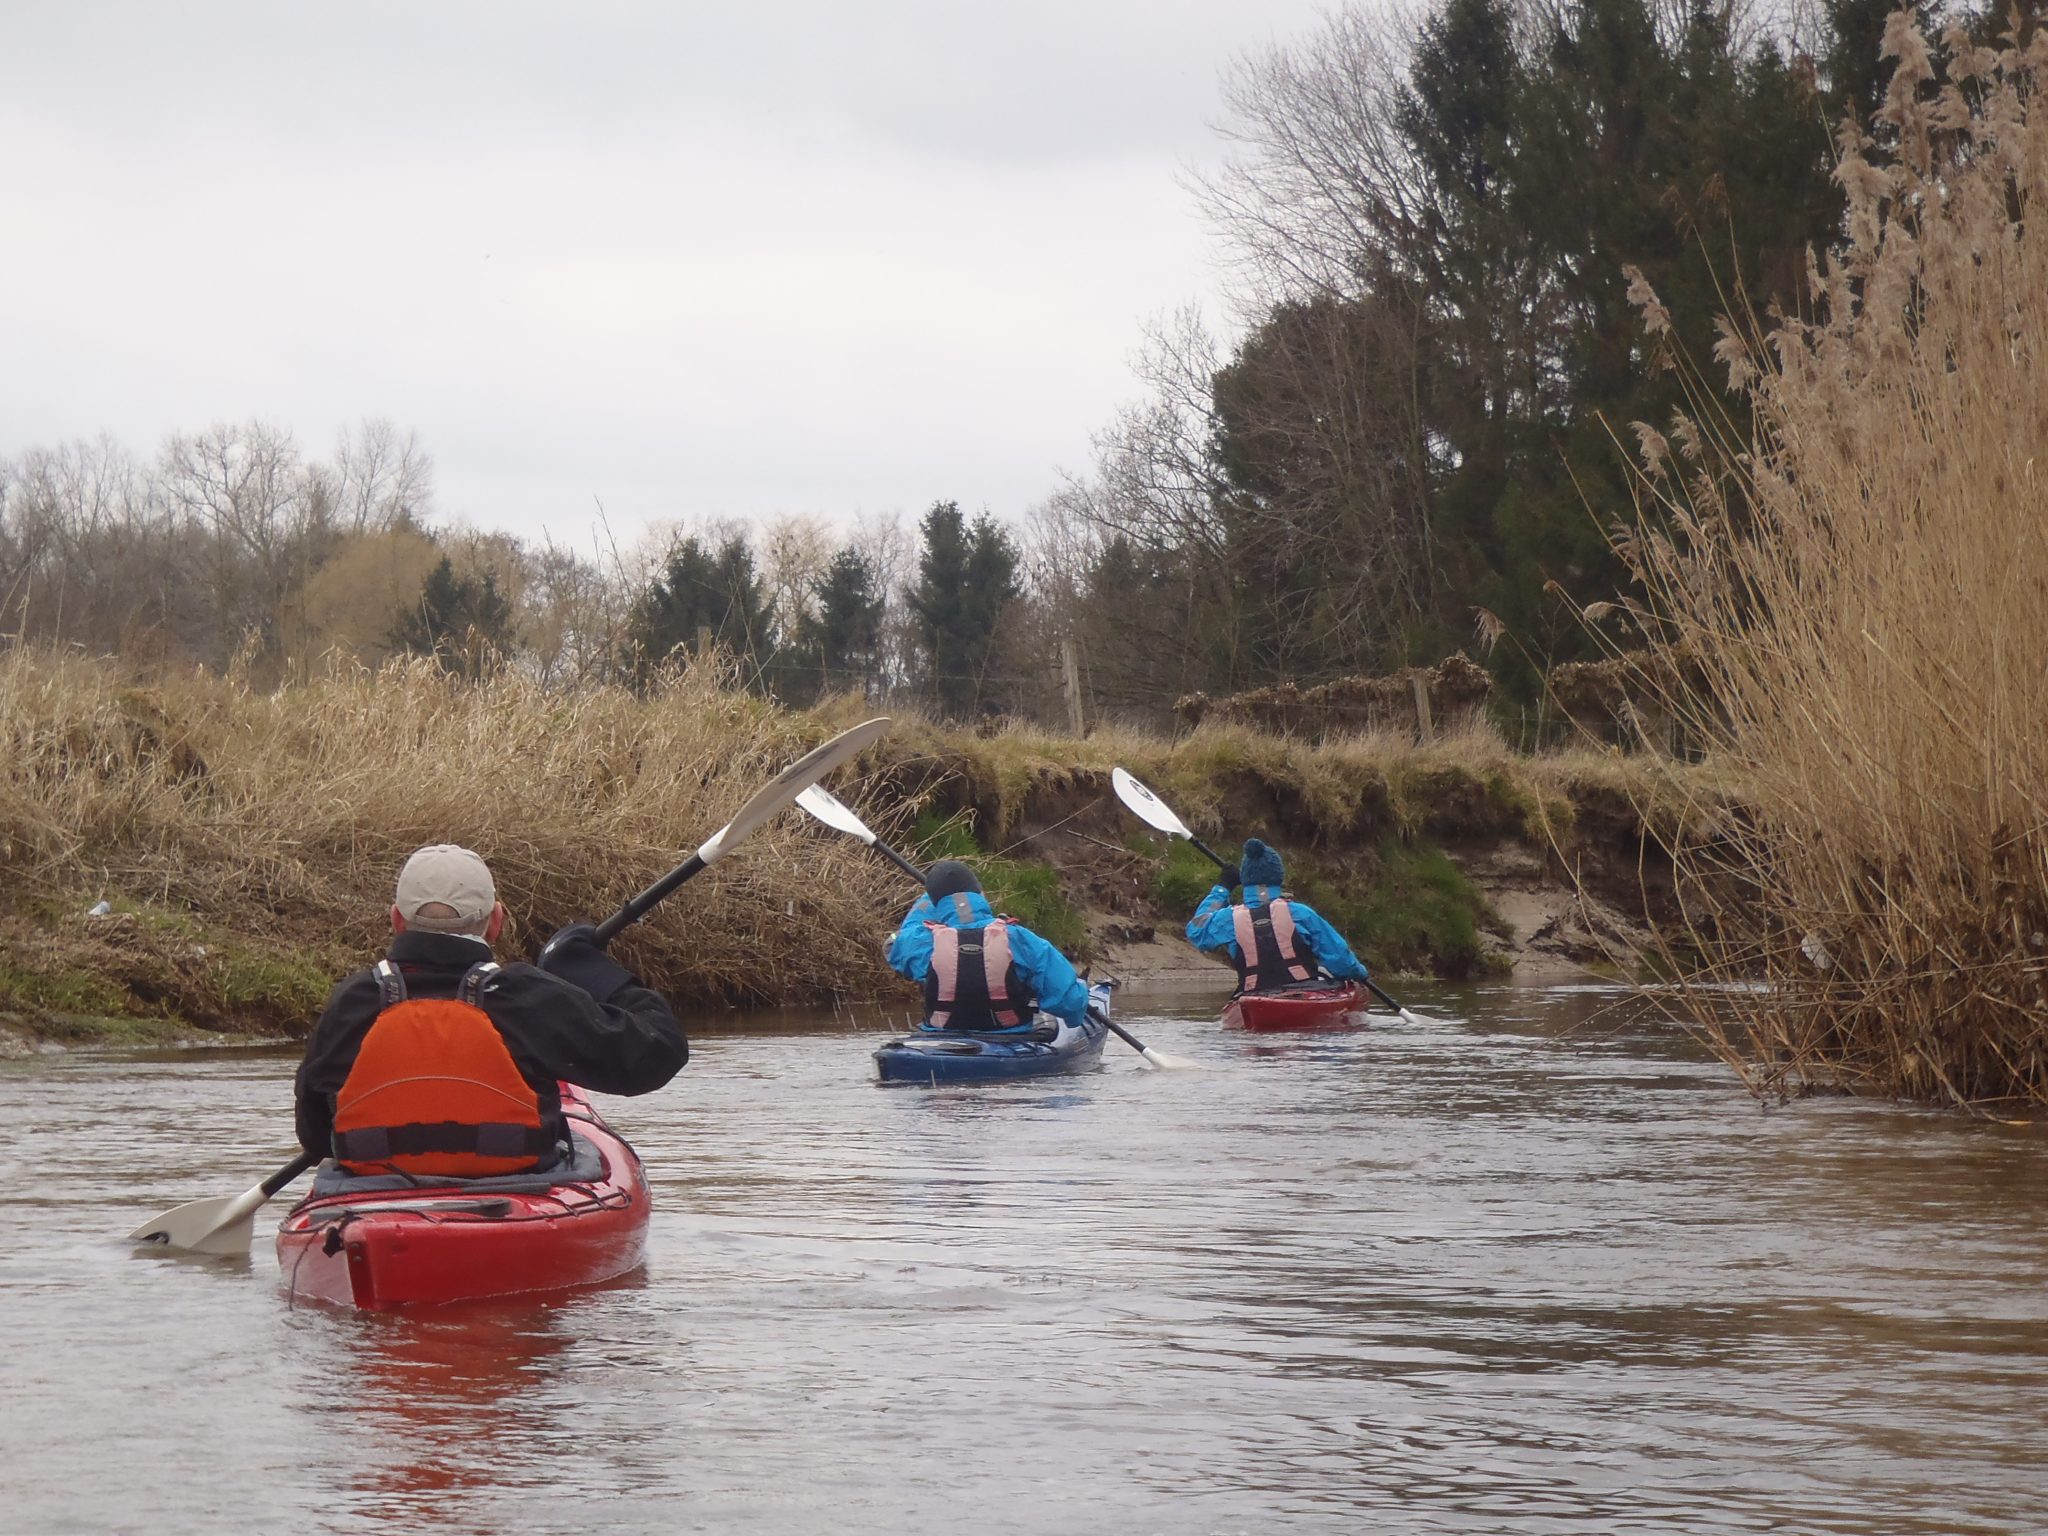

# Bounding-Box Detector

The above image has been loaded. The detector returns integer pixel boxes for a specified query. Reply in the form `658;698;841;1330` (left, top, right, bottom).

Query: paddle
795;783;1198;1070
129;1150;321;1257
131;717;895;1256
793;783;928;883
593;716;894;944
1109;765;1435;1026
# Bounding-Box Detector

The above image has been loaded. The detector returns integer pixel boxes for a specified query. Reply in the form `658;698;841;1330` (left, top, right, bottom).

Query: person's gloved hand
537;922;636;1004
1214;864;1241;891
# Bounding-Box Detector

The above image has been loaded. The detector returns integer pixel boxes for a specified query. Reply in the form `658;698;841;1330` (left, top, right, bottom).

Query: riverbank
0;649;1722;1050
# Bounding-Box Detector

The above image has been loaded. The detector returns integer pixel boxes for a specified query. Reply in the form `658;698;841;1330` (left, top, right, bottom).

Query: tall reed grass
1620;15;2048;1107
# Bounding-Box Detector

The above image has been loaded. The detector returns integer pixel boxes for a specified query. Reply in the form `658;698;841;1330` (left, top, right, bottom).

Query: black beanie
924;859;983;901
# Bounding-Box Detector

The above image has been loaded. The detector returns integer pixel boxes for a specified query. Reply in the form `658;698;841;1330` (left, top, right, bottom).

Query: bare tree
325;418;435;535
756;512;835;643
159;421;322;664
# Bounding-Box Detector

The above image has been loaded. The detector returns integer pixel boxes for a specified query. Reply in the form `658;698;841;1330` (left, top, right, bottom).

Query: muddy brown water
5;980;2048;1535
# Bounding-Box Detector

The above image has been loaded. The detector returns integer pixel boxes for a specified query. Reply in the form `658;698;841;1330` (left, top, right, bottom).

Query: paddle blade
698;717;891;863
1111;766;1193;840
129;1186;266;1256
796;783;876;843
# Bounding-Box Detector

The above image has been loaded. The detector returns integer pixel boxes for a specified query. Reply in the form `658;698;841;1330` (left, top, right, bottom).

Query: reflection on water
4;979;2048;1534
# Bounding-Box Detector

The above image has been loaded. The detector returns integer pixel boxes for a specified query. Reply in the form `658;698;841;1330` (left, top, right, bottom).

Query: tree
294;524;442;664
389;556;514;678
628;533;777;682
1079;0;1851;700
907;501;1021;719
790;545;887;701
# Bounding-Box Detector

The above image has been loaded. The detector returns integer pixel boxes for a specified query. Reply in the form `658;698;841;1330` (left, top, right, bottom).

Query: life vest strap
458;961;499;1006
334;1120;556;1163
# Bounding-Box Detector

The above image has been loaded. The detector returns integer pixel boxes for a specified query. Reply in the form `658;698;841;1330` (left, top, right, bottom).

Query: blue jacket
888;890;1090;1028
1186;883;1370;983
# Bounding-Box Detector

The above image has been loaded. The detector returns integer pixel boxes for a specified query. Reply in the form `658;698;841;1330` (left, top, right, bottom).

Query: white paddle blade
1111;766;1193;840
1138;1044;1205;1071
697;717;891;864
128;1185;266;1256
796;783;877;843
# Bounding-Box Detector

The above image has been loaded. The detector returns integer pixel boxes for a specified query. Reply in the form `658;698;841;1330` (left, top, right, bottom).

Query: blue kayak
874;982;1114;1085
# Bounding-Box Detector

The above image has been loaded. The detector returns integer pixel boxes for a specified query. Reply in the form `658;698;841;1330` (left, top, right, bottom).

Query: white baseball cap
394;844;496;932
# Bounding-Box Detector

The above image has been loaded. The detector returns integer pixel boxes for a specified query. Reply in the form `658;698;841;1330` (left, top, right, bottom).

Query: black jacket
293;928;689;1159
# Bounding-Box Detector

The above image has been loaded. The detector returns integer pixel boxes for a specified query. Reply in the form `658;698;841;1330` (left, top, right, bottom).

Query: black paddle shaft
870;839;928;885
594;853;707;947
263;1150;320;1197
1187;837;1231;874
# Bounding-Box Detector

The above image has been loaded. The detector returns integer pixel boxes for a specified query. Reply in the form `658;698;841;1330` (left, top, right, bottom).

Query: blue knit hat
1240;838;1284;888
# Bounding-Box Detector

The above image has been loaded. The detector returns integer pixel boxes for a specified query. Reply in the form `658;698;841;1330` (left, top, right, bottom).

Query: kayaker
293;843;689;1177
887;859;1090;1030
1186;837;1370;994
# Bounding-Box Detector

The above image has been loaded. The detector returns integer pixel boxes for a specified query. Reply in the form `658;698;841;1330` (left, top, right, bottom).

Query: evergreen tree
629;534;777;683
908;500;1020;719
388;556;514;679
793;545;886;699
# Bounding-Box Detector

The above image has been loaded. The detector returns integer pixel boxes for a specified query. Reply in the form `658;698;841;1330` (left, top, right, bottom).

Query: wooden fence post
1410;669;1435;745
1061;637;1087;737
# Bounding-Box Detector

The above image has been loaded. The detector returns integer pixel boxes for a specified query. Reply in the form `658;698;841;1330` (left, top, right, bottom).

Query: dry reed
0;649;907;1014
0;645;1705;1036
1619;14;2048;1107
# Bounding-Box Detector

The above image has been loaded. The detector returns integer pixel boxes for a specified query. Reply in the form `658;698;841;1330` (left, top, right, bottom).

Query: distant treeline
0;420;1035;717
7;1;2028;726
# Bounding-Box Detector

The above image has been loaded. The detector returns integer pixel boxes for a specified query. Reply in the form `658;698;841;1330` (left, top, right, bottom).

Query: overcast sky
0;1;1338;550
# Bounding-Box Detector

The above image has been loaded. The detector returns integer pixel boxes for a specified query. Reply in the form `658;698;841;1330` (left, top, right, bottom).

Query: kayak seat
308;1131;606;1198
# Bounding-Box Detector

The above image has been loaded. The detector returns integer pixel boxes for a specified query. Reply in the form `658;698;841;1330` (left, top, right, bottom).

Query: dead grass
0;650;906;1020
0;647;1712;1032
1617;16;2048;1109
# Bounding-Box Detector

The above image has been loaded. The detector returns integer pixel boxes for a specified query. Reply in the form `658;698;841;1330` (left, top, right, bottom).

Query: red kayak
275;1085;649;1309
1223;982;1369;1031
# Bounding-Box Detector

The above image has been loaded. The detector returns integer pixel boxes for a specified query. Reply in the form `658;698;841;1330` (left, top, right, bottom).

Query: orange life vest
331;960;554;1177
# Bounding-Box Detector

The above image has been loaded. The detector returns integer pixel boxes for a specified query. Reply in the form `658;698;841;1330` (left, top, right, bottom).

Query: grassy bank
0;648;1709;1045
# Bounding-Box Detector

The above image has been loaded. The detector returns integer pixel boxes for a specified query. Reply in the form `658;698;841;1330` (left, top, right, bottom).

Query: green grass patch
209;940;333;1015
0;960;131;1019
911;813;1088;954
1151;837;1222;915
1291;838;1503;980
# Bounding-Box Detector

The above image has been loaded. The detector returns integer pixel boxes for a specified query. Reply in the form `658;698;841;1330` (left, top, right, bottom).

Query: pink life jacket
924;903;1031;1029
1231;899;1315;993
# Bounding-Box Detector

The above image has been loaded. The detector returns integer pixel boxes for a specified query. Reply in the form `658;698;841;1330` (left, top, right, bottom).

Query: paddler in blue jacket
888;859;1090;1030
1186;837;1370;994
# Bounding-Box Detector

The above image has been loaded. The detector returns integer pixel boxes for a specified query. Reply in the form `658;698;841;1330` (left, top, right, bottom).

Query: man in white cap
292;844;688;1178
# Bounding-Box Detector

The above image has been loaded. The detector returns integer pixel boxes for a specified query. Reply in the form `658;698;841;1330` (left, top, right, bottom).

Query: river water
5;979;2047;1535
